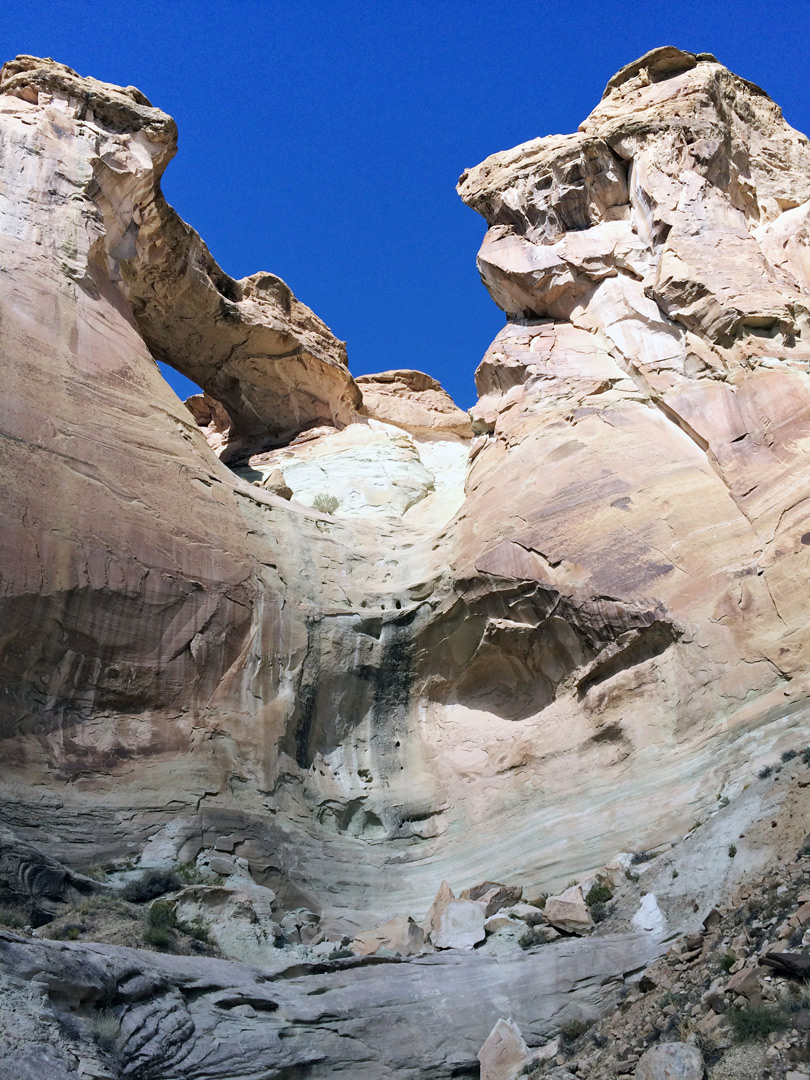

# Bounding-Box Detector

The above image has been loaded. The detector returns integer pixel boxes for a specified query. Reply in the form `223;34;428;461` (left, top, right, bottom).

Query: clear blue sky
3;0;809;408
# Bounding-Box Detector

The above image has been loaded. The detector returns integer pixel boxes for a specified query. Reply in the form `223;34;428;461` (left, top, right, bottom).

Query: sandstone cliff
2;46;810;1078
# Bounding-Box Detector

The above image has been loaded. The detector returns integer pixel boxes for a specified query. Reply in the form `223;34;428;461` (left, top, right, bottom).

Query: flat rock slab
0;929;665;1080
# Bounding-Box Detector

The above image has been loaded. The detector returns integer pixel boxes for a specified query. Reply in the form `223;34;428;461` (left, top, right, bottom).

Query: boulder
724;965;760;1000
477;1017;529;1080
430;899;486;950
260;468;293;500
352;915;425;957
460;881;523;917
636;1042;704;1080
422;880;455;936
543;886;593;935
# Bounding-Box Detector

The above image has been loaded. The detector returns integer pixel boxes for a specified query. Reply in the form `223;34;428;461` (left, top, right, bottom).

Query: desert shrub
781;984;810;1011
524;909;545;928
728;844;737;858
801;746;810;765
0;905;26;928
782;749;798;762
559;1017;593;1044
146;900;176;930
328;945;353;959
758;765;773;779
144;924;173;949
89;1010;119;1049
177;861;207;884
726;1004;787;1041
590;901;614;924
178;917;209;942
631;851;655;865
312;493;339;514
121;869;180;903
719;952;736;973
518;927;547;950
585;883;613;906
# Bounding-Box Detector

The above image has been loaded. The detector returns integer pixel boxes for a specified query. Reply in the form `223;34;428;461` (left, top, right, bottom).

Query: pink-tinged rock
543;886;593;935
459;881;523;917
352;915;425;957
477;1017;529;1080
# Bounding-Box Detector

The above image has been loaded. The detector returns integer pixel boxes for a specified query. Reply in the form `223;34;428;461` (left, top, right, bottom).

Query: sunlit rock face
2;48;810;924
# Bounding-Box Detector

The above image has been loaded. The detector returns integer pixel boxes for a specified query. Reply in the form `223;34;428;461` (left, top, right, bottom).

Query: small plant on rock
0;905;26;928
558;1017;593;1045
585;883;613;906
122;869;181;903
178;917;209;943
312;493;339;514
89;1009;120;1050
781;749;798;762
144;899;176;950
758;765;774;779
719;952;736;973
518;927;547;950
726;1004;788;1042
728;844;737;858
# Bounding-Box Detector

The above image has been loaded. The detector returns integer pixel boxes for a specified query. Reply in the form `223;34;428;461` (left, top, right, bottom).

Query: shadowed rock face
3;46;810;936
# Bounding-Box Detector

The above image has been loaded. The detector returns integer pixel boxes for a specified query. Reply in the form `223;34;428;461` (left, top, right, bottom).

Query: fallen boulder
478;1017;529;1080
352;915;425;957
544;886;592;935
636;1041;704;1080
431;899;486;950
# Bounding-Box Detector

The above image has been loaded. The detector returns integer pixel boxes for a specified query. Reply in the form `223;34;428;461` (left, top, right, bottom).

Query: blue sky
3;0;809;408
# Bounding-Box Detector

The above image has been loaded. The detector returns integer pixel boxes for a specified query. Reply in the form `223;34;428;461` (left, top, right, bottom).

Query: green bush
122;869;181;903
585;883;613;906
558;1017;592;1044
178;917;209;942
518;927;547;950
758;765;773;779
524;909;545;927
146;900;176;930
782;749;798;762
719;952;736;973
177;861;206;884
144;924;173;949
728;844;737;858
726;1005;787;1041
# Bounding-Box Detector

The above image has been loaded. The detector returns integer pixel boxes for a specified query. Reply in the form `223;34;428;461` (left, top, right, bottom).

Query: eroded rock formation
3;45;810;1077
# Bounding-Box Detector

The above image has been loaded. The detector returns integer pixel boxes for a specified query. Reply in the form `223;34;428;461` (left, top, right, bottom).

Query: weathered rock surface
636;1042;704;1080
5;44;810;1077
0;926;662;1079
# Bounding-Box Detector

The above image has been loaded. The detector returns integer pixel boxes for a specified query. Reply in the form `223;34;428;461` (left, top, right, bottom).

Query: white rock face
7;47;810;938
430;898;486;950
632;893;667;935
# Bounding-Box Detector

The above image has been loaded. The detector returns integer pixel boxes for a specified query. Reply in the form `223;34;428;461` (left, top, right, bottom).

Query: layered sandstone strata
2;47;810;937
